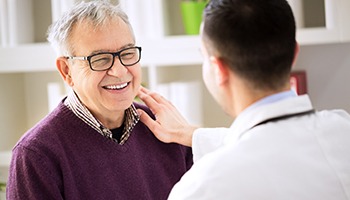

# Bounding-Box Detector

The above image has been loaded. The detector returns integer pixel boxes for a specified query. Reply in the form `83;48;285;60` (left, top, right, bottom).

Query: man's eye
121;52;135;60
91;55;112;65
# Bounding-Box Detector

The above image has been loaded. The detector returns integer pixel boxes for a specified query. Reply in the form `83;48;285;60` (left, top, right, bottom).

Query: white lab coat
168;95;350;200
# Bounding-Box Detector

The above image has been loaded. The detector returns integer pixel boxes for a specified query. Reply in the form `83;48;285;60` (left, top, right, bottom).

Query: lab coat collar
224;94;314;145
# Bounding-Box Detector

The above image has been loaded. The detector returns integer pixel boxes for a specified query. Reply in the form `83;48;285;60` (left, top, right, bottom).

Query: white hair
47;0;135;56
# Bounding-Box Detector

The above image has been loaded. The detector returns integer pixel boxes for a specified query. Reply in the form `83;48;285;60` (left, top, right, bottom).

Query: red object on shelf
290;71;307;95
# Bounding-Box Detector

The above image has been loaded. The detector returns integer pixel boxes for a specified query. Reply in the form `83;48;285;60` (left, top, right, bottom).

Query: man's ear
56;57;74;86
209;56;229;85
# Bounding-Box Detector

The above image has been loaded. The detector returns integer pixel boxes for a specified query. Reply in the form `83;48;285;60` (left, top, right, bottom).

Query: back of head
203;0;296;91
47;0;134;56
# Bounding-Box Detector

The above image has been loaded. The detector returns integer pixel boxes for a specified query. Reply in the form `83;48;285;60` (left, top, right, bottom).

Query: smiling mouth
103;82;129;90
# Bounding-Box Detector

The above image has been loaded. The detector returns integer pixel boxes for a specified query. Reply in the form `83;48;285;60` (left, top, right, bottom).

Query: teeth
104;83;128;90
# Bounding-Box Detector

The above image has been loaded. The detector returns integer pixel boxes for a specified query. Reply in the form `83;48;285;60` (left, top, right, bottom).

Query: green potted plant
180;0;208;35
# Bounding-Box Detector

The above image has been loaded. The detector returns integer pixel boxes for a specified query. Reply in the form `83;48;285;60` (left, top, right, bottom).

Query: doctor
138;0;350;199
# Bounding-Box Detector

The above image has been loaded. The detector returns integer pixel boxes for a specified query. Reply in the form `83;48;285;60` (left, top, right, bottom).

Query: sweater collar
64;91;139;145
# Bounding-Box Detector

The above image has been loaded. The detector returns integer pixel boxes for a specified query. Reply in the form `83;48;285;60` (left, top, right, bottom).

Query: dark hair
203;0;296;90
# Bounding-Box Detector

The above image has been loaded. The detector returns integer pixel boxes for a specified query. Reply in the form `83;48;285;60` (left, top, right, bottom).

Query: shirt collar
239;90;297;118
225;90;304;144
64;90;140;145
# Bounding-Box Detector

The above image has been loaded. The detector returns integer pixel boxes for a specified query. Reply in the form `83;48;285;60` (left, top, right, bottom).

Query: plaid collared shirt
64;91;140;145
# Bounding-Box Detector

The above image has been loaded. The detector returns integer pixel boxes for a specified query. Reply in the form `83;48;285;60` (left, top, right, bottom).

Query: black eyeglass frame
65;46;142;71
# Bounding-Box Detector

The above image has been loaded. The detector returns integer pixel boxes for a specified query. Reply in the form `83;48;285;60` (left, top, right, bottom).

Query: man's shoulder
133;102;155;118
133;101;148;110
15;103;75;150
316;109;350;123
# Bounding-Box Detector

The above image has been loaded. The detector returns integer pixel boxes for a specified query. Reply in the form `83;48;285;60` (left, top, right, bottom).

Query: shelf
139;35;202;67
297;27;343;45
0;43;56;73
295;0;350;45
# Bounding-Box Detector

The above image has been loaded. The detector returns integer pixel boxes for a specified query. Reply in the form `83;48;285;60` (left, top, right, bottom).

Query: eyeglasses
65;46;142;71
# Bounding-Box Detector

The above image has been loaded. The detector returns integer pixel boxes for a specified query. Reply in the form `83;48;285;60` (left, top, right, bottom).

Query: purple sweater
7;101;193;200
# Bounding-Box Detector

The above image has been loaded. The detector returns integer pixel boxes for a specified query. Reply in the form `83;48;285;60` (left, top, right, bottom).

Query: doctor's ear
209;56;230;85
56;57;74;87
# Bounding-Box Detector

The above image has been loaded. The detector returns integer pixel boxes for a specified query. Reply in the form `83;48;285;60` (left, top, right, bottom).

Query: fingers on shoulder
138;109;156;127
138;109;164;136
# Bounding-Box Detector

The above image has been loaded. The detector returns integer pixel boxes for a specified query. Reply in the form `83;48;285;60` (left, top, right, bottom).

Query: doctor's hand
137;86;197;147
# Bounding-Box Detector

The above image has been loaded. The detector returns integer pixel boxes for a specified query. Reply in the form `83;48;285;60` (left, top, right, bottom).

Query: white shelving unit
296;0;350;45
1;0;350;178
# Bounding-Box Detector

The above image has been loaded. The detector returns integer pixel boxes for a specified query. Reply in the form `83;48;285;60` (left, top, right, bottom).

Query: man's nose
106;57;128;77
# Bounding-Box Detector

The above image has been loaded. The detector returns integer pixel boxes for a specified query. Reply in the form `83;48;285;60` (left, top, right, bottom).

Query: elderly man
7;1;192;199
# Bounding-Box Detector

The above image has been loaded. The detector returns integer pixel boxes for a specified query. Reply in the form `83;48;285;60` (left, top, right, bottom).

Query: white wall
0;74;27;151
0;72;64;151
295;42;350;112
24;72;63;128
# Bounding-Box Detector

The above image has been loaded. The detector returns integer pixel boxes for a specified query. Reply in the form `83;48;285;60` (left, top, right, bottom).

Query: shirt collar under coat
224;92;314;145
